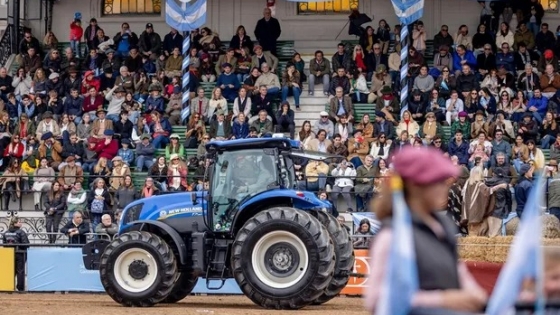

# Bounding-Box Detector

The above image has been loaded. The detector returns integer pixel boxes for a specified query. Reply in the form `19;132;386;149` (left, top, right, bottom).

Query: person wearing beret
37;131;63;170
373;111;395;140
366;147;487;314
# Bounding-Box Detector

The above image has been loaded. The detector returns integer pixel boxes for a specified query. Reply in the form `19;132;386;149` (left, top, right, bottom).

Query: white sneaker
325;184;332;192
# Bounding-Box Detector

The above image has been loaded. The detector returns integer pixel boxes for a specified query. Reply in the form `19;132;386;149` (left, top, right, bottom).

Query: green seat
132;172;148;188
185;148;198;158
543;149;551;161
441;126;451;144
171;126;187;137
155;148;166;158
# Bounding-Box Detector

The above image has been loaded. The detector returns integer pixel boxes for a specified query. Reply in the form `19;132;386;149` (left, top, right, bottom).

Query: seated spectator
200;54;216;83
470;110;490;139
431;136;447;154
434;66;456;99
46;72;64;97
190;87;209;122
251;85;274;121
243;67;261;95
452;44;476;76
141;177;160;197
116;139;134;166
209;110;232;140
478;87;497;117
406;90;426;124
540;64;560;98
35;111;60;140
312;111;334;139
77;114;92;142
445;90;465;126
496;67;515;91
12;68;32;99
296;121;316;150
281;63;301;109
327;133;349;157
251;45;278;72
90;108;113;142
38;131;63;169
541;112;559;149
536;23;555;54
389;131;410;155
0;158;27;210
334;114;353;143
90;129;119;169
232;87;251;121
67;181;87;218
115;175;137;209
308;129;331;153
250;110;274;137
60;210;88;245
308;50;331;96
148;156;168;191
350;69;369;104
425;89;446;123
396;110;420;142
418;111;442;144
254;63;280;97
518;112;539;143
207;87;228;122
164;134;183;161
88;177;112;228
58;156;84;191
298;160;329;191
236;48;252;83
329;67;351;97
275;101;295;139
388;46;401;90
215;48;237;76
489;111;515;142
407;47;424;81
46;89;63;120
144;84;165;118
167;154;189;192
330;160;356;212
347;129;370;167
456;65;479;99
165;88;182;126
373;111;395;140
496;22;514;47
495;42;515;74
329;87;354;123
488;152;518;186
514;43;538;76
414;65;435;98
476;43;496;78
451;111;471;141
136;134;156;171
2;135;24;171
44;181;66;243
149;111;172;149
104;85;126;122
232;113;250;139
354;155;375;212
216;63;240;103
370;133;391;165
23;47;42;76
184;114;206;149
353;218;374;248
527;140;545;170
109;156;130;191
59;114;77;145
95;214;118;240
448;130;469;165
538;49;558;73
512;135;530;173
31;157;54;211
164;47;183;78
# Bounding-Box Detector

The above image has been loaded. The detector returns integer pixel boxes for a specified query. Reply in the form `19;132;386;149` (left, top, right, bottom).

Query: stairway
285;85;329;129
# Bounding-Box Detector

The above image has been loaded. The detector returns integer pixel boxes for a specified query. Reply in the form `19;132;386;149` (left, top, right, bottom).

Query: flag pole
182;30;191;125
399;24;408;116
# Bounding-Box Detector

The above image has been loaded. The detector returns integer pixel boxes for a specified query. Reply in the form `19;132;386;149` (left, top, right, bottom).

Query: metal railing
0;232;114;245
0;23;15;67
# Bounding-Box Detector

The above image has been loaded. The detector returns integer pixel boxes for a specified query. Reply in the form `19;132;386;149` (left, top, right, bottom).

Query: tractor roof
206;138;300;152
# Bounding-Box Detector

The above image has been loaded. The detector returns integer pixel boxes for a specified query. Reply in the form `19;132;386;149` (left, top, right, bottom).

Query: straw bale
505;217;519;236
457;236;491;261
542;214;560;239
487;236;513;263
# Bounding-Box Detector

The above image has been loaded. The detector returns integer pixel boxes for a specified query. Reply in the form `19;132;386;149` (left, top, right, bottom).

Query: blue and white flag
486;175;545;315
181;105;190;122
391;0;424;25
375;176;419;315
166;0;207;32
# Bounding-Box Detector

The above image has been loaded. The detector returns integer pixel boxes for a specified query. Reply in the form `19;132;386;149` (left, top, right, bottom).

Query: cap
549;160;559;167
43;111;53;119
49;73;59;80
475;110;485;117
222;63;232;68
96;108;108;115
146;23;153;29
353;129;363;136
84;70;95;78
375;110;386;119
253;44;263;52
121;138;131;145
41;132;53;141
105;48;115;55
112;156;123;162
319;111;329;117
458;111;468;118
141;133;151;140
216;109;225;116
519;163;532;176
170;133;180;139
412;89;422;96
393;147;459;185
523;112;533;118
170;153;180;161
66;156;76;163
425;111;435;118
115;86;126;93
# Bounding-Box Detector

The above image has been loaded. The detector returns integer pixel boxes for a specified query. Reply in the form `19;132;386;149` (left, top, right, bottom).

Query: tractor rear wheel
313;211;355;304
99;231;178;307
231;207;335;309
161;272;198;303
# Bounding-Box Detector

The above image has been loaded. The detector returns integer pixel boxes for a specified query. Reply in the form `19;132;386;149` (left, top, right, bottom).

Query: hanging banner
391;0;424;25
166;0;207;32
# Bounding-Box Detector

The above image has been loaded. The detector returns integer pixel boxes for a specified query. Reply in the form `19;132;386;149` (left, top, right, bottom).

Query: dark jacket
229;34;254;53
209;120;232;139
476;53;497;72
18;37;41;56
63;96;84;117
329;75;351;95
374;120;395;139
139;31;162;55
254;17;281;53
275;108;295;127
61;142;85;162
536;31;556;53
433;32;454;53
163;32;184;55
232;120;250;139
0;75;13;94
43;192;67;215
45;78;65;97
515;177;533;214
448;139;469;165
113;31;139;50
62;77;82;97
114;119;134;140
60;220;89;244
2;227;29;250
43;57;62;74
456;72;479;92
87;188;112;214
251;94;274;118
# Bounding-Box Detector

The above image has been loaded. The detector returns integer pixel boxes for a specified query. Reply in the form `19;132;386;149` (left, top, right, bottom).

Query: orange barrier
341;249;370;295
0;247;15;291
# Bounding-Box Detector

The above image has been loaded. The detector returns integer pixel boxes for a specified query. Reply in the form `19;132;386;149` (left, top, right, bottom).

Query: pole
181;30;191;124
399;23;408;116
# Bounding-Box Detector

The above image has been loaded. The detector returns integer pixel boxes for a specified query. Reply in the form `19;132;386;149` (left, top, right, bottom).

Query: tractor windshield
210;149;279;231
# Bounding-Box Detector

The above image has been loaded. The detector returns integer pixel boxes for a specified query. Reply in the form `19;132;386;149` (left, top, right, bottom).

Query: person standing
515;163;534;219
2;216;29;292
254;7;281;56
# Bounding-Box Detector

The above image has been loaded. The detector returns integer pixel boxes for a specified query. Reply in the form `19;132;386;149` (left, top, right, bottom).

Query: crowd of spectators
1;0;560;239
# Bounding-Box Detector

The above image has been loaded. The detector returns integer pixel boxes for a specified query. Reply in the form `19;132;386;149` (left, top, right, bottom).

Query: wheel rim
251;231;309;289
113;248;159;293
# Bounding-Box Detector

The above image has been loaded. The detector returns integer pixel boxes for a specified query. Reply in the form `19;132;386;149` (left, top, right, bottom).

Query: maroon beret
393;147;459;185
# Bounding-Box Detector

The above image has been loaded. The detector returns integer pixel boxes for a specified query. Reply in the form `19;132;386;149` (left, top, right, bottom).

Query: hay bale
505;217;519;236
457;236;491;261
542;215;560;239
487;236;514;263
542;238;560;247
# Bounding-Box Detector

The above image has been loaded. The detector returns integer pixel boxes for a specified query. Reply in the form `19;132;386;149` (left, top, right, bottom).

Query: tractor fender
124;220;188;266
239;189;329;211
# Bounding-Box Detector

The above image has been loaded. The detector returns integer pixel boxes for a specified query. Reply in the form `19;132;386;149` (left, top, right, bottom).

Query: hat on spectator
375;64;387;74
146;23;153;29
96;108;108;115
475;110;485;117
66;156;76;163
104;130;114;136
253;45;263;52
105;48;115;55
149;84;162;92
393;146;459;185
222;63;232;69
439;45;449;52
353;129;363;136
170;153;180;161
41;132;53;141
43;111;53;119
545;49;554;59
141;134;151;140
375;110;386;119
84;70;95;78
112;156;123;162
170;133;180;139
115;86;126;93
549;160;558;167
381;86;392;94
412;89;422;96
519;163;532;176
49;72;59;80
216;109;225;116
319;111;329;117
523;112;533;118
121;138;131;145
68;67;79;73
425;111;435;118
201;53;209;60
458;111;468;118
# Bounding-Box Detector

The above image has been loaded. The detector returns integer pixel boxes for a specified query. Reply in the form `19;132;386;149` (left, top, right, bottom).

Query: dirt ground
0;293;369;315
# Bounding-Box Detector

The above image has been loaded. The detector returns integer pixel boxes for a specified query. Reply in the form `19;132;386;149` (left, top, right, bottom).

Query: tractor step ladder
205;239;231;290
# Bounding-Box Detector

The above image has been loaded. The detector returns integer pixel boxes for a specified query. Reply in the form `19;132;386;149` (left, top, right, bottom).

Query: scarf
422;122;436;138
355;53;366;71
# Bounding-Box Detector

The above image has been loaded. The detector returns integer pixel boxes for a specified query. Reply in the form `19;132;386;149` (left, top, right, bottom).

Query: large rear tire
99;231;178;307
313;211;355;304
161;272;198;303
232;207;335;309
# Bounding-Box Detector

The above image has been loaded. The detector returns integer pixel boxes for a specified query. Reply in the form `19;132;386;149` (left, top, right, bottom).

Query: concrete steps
284;86;329;129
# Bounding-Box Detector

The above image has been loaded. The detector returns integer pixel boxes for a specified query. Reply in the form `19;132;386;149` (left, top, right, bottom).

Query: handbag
90;198;104;214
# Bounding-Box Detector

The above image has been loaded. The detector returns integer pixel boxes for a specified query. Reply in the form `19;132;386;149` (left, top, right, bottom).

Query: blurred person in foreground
365;146;487;314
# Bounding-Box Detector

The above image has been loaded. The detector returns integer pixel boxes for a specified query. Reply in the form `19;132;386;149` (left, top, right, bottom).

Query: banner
27;247;104;291
0;247;15;291
166;0;207;32
340;249;370;295
391;0;424;25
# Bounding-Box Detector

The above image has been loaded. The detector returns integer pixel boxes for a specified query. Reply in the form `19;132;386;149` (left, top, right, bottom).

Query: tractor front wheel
161;272;198;303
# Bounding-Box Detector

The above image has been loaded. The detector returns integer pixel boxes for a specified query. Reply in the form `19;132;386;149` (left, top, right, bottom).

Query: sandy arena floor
0;293;369;315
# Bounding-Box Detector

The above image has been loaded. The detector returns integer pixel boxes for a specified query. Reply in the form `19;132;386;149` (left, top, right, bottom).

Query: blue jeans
528;22;539;36
106;114;119;123
236;73;249;83
541;134;555;149
152;135;169;149
532;111;543;124
307;74;330;94
73;116;82;125
389;70;400;90
70;40;81;58
136;155;154;171
281;86;301;107
298;173;326;191
81;162;95;172
62;130;70;147
267;86;280;97
91;213;102;231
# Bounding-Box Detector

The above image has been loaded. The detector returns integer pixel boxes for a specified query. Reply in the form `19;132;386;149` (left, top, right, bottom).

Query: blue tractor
82;137;354;309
